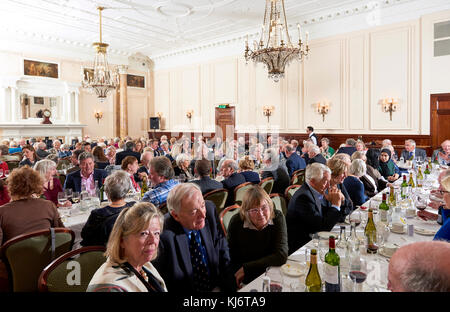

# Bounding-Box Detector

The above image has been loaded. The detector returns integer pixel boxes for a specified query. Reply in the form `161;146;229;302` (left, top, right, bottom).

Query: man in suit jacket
64;152;107;194
115;141;141;165
286;163;345;253
152;183;236;292
401;139;427;161
336;138;358;157
191;159;223;194
261;148;290;194
308;145;327;165
306;126;318;145
285;144;306;177
221;159;246;207
432;139;450;166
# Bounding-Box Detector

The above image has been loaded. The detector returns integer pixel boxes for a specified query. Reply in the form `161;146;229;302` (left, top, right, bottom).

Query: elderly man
432;139;450;166
191;159;223;194
401;139;427;161
153;183;235;292
115;141;141;165
220;159;246;207
285;144;306;177
142;156;179;207
286;163;345;253
308;145;327;165
35;141;50;159
335;138;357;157
261;148;290;194
66;149;83;174
64;152;107;194
388;241;450;292
136;151;153;182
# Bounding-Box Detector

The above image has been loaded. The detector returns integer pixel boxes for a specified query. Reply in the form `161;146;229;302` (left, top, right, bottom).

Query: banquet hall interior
1;0;450;294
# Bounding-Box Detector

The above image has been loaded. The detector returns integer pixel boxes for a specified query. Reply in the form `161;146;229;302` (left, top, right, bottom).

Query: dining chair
269;193;287;216
259;177;274;195
284;184;301;203
234;182;253;206
0;228;75;292
290;169;305;185
5;161;19;172
203;188;229;215
38;245;106;292
219;204;240;236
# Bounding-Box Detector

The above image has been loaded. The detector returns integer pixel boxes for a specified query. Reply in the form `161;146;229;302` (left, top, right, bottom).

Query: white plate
280;263;305;277
317;231;337;239
378;247;396;258
390;228;406;234
414;227;436;236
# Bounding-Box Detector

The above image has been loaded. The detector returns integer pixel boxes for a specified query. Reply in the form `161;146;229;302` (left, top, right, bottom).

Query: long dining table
239;166;444;292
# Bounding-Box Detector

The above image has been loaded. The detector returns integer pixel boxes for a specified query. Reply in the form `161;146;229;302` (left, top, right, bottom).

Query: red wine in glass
270;282;283;292
349;271;367;284
416;204;427;211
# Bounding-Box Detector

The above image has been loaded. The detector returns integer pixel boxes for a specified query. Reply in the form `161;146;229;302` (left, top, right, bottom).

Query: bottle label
323;263;339;284
380;210;388;222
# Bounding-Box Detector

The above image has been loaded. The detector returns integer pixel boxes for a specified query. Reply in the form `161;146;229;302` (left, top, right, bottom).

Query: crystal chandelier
82;7;119;102
245;0;309;82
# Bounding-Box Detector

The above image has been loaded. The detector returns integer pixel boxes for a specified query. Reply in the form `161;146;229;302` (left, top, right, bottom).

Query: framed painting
127;74;145;88
24;59;59;78
34;97;44;105
83;68;94;81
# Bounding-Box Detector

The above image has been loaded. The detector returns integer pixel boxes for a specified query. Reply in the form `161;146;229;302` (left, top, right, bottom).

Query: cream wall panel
200;64;214;133
348;35;365;130
237;58;254;132
213;59;237;105
128;95;148;138
169;71;181;130
370;26;412;130
180;67;200;130
79;90;114;138
304;39;343;130
285;62;301;131
154;71;170;130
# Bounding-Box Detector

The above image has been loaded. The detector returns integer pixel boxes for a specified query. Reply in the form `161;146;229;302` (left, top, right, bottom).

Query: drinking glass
65;188;73;202
415;193;428;212
4;169;9;177
72;192;80;204
57;192;67;206
349;210;362;228
0;169;3;177
349;256;367;292
178;174;186;183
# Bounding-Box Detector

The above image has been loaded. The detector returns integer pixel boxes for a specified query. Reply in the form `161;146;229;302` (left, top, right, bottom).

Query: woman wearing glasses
434;176;450;242
227;185;288;289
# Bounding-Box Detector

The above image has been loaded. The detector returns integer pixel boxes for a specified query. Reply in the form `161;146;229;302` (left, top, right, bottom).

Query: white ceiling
0;0;450;67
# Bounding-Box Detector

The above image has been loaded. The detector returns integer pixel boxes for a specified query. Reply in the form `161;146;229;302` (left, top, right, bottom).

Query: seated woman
135;140;144;155
0;154;8;179
355;139;367;153
0;179;10;206
121;156;140;193
377;148;400;182
320;137;335;160
0;166;64;246
174;153;194;181
81;170;136;247
434;176;450;242
228;185;288;288
352;151;386;197
33;159;63;206
327;157;354;220
343;159;369;207
93;146;109;170
19;144;39;168
87;202;167;292
238;156;260;184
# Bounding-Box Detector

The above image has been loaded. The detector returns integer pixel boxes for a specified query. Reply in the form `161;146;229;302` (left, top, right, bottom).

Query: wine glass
57;192;67;206
65;188;73;202
349;255;367;292
72;191;80;204
178;173;186;183
349;210;362;228
415;193;428;212
0;169;3;178
4;169;9;177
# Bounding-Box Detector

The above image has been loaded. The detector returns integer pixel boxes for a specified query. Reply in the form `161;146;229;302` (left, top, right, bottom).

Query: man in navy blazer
64;152;107;193
115;141;141;165
153;183;235;292
285;144;306;177
220;159;246;207
286;163;345;253
401;139;427;161
191;159;223;194
336;138;358;157
307;145;327;166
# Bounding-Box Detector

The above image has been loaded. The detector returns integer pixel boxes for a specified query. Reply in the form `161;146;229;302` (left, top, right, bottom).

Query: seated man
191;159;223;194
35;141;50;159
335;138;357;157
261;148;290;195
286;163;345;253
142;156;179;207
64;152;107;194
153;183;236;292
307;145;327;166
432;139;450;166
401;139;427;161
135;150;153;182
115;141;141;165
388;241;450;292
221;159;246;207
66;149;83;174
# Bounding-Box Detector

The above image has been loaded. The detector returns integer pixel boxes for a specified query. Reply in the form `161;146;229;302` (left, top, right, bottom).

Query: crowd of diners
0;128;450;292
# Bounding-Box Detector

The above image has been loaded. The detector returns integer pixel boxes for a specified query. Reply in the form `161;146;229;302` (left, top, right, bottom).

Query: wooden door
215;107;235;141
431;93;450;150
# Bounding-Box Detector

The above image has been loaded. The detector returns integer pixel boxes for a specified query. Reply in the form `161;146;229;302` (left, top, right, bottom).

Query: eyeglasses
439;190;450;195
248;205;270;215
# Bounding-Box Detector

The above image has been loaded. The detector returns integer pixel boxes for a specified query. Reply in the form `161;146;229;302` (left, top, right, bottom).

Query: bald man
388;241;450;292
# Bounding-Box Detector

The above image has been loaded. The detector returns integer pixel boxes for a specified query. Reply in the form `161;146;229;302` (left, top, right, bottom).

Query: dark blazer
286;182;342;254
191;176;224;194
95;161;109;170
308;153;327;166
240;170;260;184
261;166;290;195
336;183;354;222
286;153;306;177
115;150;141;165
152;201;236;292
222;172;246;207
64;169;108;193
400;148;427;161
336;146;357;157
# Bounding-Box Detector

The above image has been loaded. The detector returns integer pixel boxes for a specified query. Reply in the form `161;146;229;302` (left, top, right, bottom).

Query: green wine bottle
424;164;431;175
324;236;340;292
305;249;322;292
141;175;149;198
365;209;378;254
401;175;408;199
379;193;389;223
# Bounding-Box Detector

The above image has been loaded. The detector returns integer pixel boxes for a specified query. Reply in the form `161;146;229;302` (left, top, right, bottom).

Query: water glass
72;192;80;204
57;192;67;206
65;188;73;202
0;169;3;177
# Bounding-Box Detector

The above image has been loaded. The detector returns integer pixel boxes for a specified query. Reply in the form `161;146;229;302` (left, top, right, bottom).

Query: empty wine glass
349;255;367;292
65;188;73;202
349;210;362;228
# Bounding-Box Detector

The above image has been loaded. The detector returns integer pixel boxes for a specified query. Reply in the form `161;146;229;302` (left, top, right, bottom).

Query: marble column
0;87;7;122
118;65;128;138
10;87;18;122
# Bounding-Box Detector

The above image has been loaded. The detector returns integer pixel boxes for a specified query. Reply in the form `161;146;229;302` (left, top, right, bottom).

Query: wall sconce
382;98;399;121
94;110;103;123
316;101;330;122
262;105;275;123
186;110;193;122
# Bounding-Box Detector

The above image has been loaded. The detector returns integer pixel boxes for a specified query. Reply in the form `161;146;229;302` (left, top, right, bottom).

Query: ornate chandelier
82;7;119;102
245;0;309;82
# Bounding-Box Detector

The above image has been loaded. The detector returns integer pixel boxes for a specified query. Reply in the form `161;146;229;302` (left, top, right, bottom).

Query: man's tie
189;231;211;292
409;151;413;160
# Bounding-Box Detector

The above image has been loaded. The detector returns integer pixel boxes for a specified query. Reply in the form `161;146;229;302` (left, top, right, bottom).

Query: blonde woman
87;202;167;292
34;159;63;206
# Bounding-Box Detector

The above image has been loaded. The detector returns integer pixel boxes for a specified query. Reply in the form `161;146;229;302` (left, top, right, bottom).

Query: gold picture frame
127;74;145;88
24;59;59;78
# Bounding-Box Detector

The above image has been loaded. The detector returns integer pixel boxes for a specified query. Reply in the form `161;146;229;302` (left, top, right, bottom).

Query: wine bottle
305;249;322;292
364;209;378;254
141;175;149;198
324;236;341;292
379;193;389;223
336;226;347;250
388;185;396;208
401;175;408;199
99;184;105;202
424;164;431;176
416;166;424;187
408;172;415;189
346;222;360;253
